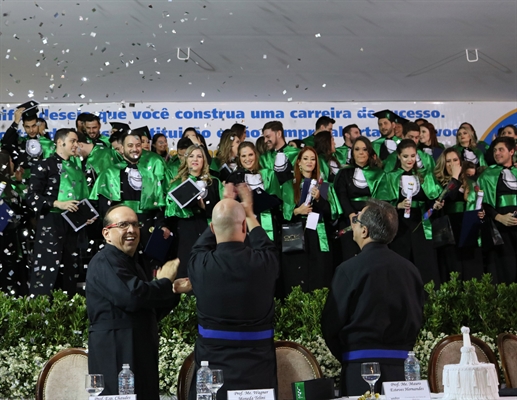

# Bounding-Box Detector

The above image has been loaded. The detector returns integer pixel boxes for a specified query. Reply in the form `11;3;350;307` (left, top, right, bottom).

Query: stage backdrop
1;101;516;149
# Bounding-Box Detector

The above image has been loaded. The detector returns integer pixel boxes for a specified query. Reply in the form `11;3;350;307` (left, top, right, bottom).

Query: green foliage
274;286;328;342
0;290;87;350
159;293;198;344
422;273;517;339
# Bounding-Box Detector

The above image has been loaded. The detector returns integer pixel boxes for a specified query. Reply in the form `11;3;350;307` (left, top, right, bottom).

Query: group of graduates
1;101;517;298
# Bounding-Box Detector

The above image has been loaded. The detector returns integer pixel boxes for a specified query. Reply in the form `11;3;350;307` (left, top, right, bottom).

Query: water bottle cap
201;361;209;366
123;363;130;368
408;351;415;355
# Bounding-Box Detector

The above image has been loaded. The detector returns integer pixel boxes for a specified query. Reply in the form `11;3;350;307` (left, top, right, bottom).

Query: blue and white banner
1;101;516;149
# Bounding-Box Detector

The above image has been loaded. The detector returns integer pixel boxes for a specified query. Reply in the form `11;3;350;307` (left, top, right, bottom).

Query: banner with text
1;101;516;149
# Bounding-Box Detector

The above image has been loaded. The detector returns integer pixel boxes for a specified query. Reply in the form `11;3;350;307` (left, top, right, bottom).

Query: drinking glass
361;362;381;395
85;374;104;396
209;369;224;400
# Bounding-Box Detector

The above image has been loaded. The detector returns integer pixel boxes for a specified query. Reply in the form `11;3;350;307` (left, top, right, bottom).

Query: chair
275;340;323;400
497;332;517;388
177;351;195;400
427;334;500;393
35;347;89;400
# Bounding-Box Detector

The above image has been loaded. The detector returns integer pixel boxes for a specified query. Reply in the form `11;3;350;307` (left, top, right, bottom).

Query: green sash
334;146;350;166
377;168;442;240
302;135;315;148
259;145;300;170
478;165;517;208
166;155;182;182
57;158;90;202
443;179;478;214
89;161;165;212
86;145;116;174
452;145;487;167
371;136;401;159
165;175;222;218
98;135;111;147
260;211;274;241
39;136;56;159
382;149;435;173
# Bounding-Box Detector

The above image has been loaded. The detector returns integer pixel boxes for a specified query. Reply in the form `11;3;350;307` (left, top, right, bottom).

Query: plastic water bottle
118;363;135;394
404;351;421;381
196;361;212;400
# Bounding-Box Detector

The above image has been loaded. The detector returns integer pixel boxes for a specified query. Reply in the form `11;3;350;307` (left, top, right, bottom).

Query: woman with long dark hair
433;148;485;281
378;139;443;286
281;146;339;295
314;130;341;182
418;122;444;161
210;129;241;182
334;136;384;261
164;145;222;278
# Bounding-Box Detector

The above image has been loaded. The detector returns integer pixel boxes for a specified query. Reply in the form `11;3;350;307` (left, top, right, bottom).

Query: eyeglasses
104;221;143;230
352;215;366;227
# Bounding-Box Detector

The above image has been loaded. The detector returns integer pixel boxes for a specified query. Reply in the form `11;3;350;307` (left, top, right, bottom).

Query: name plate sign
383;380;431;400
89;395;136;400
228;388;275;400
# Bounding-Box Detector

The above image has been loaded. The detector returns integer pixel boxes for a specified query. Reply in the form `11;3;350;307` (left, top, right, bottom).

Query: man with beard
479;136;517;284
371;110;402;162
28;128;91;296
336;124;362;165
302;116;336;148
89;131;168;278
259;120;299;185
1;101;55;182
83;114;110;147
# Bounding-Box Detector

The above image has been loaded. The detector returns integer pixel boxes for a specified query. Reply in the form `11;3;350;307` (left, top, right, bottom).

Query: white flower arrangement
158;332;195;395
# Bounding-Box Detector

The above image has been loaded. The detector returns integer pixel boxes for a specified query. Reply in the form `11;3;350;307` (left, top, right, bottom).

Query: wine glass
209;369;224;400
85;374;104;396
361;362;381;395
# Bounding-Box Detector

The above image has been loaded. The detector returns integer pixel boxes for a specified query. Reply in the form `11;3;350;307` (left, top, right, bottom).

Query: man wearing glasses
86;204;191;399
321;199;424;396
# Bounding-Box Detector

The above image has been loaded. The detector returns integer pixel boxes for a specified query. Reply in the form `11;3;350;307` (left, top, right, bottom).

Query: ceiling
0;0;516;105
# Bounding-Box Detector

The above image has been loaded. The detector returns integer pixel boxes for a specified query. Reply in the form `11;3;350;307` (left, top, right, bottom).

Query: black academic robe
86;244;179;399
188;227;279;400
321;242;424;396
27;153;87;296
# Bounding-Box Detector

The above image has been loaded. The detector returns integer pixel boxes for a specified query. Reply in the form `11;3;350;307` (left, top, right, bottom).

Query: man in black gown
86;204;191;399
321;199;424;396
188;183;279;400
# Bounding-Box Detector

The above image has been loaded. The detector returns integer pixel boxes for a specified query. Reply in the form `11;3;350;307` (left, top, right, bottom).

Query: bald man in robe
188;184;279;400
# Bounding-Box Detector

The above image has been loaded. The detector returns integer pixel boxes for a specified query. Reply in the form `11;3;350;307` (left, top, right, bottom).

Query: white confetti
104;61;110;66
360;48;364;52
201;92;205;97
90;32;96;37
287;97;293;102
322;83;326;87
283;90;287;95
315;33;321;38
81;77;88;82
263;54;267;59
8;92;14;97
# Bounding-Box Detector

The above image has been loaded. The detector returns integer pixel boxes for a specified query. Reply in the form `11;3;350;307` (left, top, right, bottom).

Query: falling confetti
90;32;96;37
322;83;326;87
201;92;205;97
263;55;267;59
